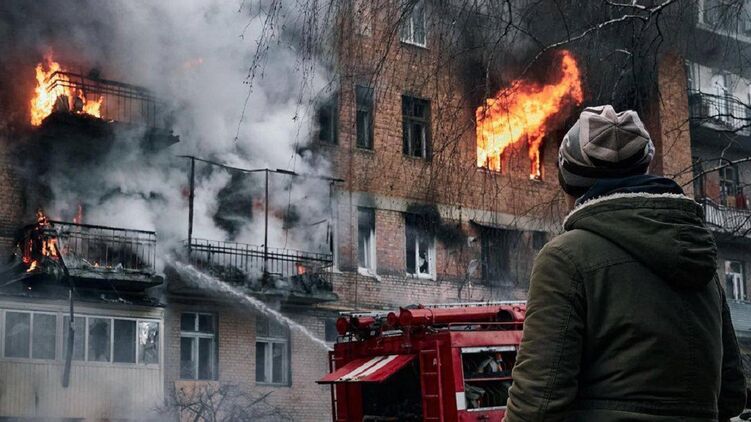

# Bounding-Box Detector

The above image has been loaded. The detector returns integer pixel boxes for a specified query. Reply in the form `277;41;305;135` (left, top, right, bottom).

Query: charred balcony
19;218;162;290
183;238;336;304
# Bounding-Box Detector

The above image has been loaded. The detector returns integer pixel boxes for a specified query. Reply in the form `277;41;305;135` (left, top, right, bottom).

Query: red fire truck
317;301;526;421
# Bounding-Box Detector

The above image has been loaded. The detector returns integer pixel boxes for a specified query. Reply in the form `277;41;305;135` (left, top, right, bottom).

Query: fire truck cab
317;302;526;421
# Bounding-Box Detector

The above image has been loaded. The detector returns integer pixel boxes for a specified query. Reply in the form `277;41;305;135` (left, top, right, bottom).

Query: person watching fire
504;105;746;421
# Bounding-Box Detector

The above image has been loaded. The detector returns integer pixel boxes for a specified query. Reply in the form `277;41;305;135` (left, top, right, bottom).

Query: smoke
0;0;337;262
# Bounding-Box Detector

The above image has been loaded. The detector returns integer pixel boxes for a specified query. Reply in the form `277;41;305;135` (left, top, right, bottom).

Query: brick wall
164;300;332;422
0;133;25;257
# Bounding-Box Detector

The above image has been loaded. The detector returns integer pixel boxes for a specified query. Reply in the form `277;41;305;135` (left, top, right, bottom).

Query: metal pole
188;157;195;253
264;169;269;276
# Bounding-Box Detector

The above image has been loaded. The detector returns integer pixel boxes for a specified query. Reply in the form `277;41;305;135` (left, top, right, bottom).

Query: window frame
0;309;160;367
357;207;377;273
405;214;436;279
179;312;217;380
255;315;291;386
2;310;57;361
355;85;375;150
316;93;339;145
399;0;427;47
720;163;739;206
402;94;431;159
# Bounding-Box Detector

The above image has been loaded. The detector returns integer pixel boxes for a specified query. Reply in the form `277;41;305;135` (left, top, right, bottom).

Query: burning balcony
698;198;751;239
18;214;162;290
183;238;336;304
688;91;751;136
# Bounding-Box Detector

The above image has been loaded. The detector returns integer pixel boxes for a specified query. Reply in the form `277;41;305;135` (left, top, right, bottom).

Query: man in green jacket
504;105;747;421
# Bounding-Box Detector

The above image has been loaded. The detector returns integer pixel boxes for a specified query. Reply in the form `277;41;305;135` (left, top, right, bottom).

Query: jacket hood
564;177;717;289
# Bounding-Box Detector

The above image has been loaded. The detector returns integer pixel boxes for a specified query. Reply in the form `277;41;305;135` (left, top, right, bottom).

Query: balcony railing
184;239;335;299
46;71;167;128
21;220;158;276
688;91;751;136
699;198;751;238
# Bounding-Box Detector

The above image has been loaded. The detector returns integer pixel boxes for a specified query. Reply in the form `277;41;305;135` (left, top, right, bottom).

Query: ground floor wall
163;299;333;422
0;296;164;421
715;239;751;302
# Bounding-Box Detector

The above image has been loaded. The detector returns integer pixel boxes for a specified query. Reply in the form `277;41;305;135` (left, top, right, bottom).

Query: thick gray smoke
0;0;336;261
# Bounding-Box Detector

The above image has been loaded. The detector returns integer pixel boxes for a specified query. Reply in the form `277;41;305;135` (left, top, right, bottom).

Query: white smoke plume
1;0;337;263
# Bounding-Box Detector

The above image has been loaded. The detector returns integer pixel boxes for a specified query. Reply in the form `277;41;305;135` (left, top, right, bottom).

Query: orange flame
475;50;584;178
30;54;104;126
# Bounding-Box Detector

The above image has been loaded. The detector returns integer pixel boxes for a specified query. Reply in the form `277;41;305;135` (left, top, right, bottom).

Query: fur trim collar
563;192;693;227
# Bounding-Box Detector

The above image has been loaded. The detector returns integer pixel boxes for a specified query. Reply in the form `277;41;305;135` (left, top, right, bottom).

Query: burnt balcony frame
45;70;164;128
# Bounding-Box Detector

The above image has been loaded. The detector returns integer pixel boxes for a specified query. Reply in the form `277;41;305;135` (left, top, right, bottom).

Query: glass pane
113;319;136;363
358;209;374;268
5;312;30;358
63;316;85;361
272;342;286;384
256;342;267;382
180;337;195;379
88;318;111;362
138;321;160;364
198;337;214;380
180;313;196;331
413;1;426;44
32;314;56;360
418;235;431;274
269;319;287;338
198;314;214;333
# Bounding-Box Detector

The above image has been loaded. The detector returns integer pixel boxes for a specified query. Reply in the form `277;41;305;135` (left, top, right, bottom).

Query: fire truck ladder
419;341;444;421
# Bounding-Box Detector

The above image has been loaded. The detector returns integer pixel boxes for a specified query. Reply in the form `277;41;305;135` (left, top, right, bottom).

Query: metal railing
688;91;751;135
20;220;157;274
46;71;166;128
699;198;751;238
185;238;334;289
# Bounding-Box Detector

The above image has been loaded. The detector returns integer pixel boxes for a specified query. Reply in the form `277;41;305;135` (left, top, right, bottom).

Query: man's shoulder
541;229;630;267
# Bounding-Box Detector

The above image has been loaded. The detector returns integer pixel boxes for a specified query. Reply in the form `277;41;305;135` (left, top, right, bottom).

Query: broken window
325;319;339;343
88;318;111;362
138;321;160;365
402;95;430;159
3;311;56;360
317;93;338;144
357;208;376;271
63;316;85;361
356;85;374;149
256;314;290;385
726;260;746;301
113;319;136;363
399;0;426;47
180;312;216;380
405;214;435;277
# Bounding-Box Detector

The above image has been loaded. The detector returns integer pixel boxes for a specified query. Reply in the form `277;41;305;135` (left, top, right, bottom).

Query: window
317;94;338;144
402;95;430;159
256;314;290;385
726;260;746;301
693;158;706;199
461;346;515;410
357;208;376;271
480;227;522;285
180;313;216;380
3;311;56;360
710;73;730;122
356;85;374;149
405;214;435;277
2;311;158;364
399;0;426;47
720;164;739;206
325;319;339;343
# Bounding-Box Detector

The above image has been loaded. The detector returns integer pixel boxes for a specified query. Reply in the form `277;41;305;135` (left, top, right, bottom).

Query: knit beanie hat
558;105;655;197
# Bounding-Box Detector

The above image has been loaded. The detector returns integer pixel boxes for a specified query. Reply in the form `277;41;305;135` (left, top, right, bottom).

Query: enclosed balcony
688;91;751;136
182;238;337;304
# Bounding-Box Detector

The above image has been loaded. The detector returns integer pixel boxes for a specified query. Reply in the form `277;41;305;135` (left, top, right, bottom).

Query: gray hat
558;105;655;196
